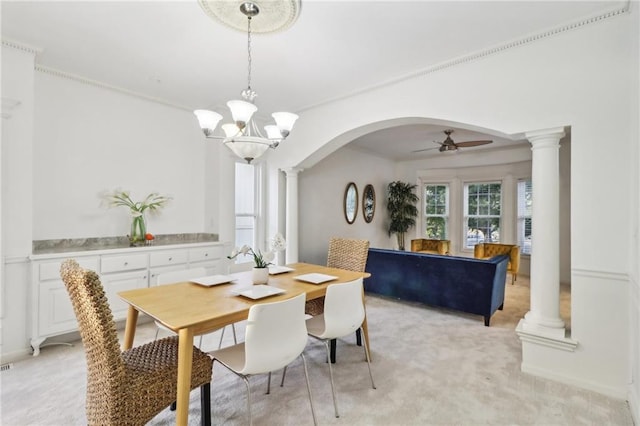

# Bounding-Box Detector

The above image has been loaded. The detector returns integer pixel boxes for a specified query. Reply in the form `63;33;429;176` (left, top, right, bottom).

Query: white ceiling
1;0;620;160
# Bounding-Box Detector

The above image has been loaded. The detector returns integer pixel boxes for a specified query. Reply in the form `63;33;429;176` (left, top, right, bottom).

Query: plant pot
252;267;269;285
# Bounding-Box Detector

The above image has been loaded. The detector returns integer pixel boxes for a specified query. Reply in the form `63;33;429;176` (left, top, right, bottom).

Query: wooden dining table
118;262;371;426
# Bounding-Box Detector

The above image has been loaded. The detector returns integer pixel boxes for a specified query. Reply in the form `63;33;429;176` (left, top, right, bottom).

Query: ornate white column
283;168;303;263
519;127;566;338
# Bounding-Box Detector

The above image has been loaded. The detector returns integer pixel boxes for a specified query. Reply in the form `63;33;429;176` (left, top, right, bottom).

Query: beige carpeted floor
1;276;633;425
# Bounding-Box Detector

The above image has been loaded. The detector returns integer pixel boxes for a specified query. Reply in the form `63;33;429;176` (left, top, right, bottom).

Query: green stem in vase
130;215;147;245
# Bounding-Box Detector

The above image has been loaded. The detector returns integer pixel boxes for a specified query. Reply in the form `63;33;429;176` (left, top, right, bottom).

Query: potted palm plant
387;181;419;251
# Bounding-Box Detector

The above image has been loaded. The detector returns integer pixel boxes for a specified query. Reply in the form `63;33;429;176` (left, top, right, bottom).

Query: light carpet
1;277;634;425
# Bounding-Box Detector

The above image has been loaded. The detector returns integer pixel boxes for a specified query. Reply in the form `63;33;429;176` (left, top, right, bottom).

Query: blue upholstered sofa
364;248;509;326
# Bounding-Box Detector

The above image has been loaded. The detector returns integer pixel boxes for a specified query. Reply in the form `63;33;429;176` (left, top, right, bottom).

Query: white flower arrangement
101;189;172;245
228;233;287;268
102;189;172;216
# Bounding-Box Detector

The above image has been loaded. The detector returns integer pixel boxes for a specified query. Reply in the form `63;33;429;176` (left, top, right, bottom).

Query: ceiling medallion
198;0;301;34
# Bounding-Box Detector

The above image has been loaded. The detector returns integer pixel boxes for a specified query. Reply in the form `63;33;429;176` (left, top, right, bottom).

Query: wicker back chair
326;237;371;272
305;238;370;317
60;259;212;426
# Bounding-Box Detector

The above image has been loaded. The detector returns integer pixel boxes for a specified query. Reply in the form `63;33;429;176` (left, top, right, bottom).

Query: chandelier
194;2;298;163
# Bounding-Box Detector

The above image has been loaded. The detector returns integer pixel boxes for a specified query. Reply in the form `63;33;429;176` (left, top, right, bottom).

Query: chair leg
280;366;287;387
241;376;253;426
218;326;226;349
200;383;211;426
300;354;318;426
323;340;340;418
361;327;376;390
217;324;238;349
266;371;271;394
355;329;362;346
330;338;337;363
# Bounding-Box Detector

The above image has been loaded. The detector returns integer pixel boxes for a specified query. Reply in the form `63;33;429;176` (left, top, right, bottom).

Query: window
423;184;449;239
235;163;256;263
464;182;501;248
517;179;532;255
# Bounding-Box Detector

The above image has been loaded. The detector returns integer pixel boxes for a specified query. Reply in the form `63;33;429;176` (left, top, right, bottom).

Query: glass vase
129;214;147;246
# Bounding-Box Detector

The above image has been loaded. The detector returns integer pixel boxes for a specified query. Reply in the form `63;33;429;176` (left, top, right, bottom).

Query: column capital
281;167;304;177
525;127;566;144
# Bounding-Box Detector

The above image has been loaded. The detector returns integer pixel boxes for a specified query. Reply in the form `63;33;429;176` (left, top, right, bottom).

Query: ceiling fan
413;129;493;153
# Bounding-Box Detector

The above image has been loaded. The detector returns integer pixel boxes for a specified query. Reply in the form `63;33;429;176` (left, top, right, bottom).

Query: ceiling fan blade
455;140;493;148
411;147;440;153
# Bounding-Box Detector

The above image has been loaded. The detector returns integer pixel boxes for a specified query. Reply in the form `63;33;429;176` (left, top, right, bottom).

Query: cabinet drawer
101;253;148;273
39;257;99;281
189;246;222;263
149;250;188;267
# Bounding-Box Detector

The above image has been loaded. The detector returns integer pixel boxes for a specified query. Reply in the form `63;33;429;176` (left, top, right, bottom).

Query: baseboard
521;361;628;400
629;383;639;426
0;348;33;365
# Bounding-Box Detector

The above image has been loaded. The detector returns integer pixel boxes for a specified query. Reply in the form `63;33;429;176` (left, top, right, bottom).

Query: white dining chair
208;293;317;426
154;267;237;349
303;278;376;418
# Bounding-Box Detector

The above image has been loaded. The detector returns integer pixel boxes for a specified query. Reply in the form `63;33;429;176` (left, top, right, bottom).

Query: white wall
276;8;638;402
628;4;640;421
0;51;228;359
298;145;394;265
1;45;36;360
33;71;211;240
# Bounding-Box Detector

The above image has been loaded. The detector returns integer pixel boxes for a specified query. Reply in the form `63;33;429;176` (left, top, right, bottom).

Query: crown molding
297;3;631;114
3;38;190;111
1;38;42;55
34;65;192;112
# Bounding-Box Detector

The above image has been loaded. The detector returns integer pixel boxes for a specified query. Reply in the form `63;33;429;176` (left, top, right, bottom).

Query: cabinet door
189;259;221;275
38;280;78;336
100;270;148;320
149;265;190;286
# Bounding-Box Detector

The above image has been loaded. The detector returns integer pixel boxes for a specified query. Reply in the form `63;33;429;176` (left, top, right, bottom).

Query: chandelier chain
247;16;252;91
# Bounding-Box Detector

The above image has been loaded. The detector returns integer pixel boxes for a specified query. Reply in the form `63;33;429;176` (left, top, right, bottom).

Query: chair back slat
326;237;370;272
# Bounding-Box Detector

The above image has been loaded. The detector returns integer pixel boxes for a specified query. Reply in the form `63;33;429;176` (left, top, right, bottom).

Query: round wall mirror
362;184;375;223
344;182;358;224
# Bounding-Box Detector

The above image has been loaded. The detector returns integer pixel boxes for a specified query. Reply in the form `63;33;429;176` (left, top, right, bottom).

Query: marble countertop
32;233;219;255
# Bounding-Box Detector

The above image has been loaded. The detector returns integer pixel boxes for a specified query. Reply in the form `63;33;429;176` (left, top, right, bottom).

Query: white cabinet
100;269;148;319
101;253;148;273
149;249;189;284
189;246;223;274
29;242;226;355
30;257;99;355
